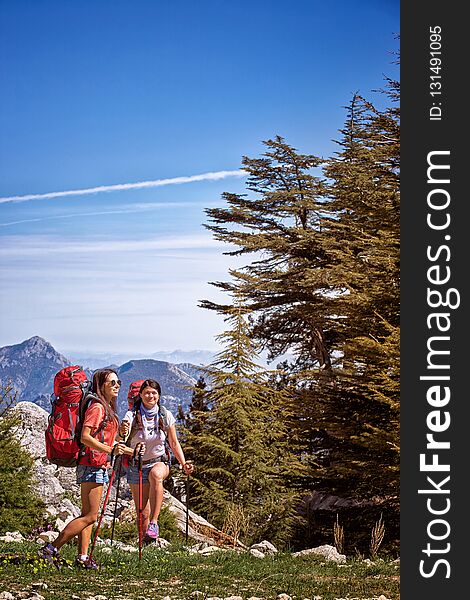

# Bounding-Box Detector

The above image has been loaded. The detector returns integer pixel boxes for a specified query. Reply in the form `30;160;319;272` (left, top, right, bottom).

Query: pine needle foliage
184;302;304;547
314;74;400;497
201;136;332;370
0;385;45;534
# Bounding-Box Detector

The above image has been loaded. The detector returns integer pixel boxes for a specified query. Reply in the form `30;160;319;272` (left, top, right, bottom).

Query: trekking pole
110;455;123;545
138;452;143;561
184;462;193;544
185;475;189;544
88;456;118;564
110;428;131;545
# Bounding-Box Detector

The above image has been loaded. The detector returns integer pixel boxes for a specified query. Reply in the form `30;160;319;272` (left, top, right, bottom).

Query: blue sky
0;0;399;356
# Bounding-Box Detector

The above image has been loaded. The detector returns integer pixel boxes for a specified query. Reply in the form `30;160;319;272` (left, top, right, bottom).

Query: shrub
0;388;45;534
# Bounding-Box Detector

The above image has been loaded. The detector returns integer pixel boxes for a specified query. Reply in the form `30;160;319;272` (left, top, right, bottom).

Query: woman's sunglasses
107;379;122;387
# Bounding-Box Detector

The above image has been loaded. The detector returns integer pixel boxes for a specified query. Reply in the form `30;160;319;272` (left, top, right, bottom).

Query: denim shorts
127;458;169;485
76;464;110;484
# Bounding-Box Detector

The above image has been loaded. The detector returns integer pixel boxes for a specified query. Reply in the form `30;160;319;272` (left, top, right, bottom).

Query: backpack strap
77;396;110;460
128;398;142;441
128;402;171;463
158;406;172;465
159;405;169;434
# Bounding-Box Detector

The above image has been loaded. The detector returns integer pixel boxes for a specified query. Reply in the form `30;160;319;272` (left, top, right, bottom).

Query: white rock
10;402;49;458
0;531;24;542
59;497;80;515
43;506;58;519
198;545;227;555
54;518;68;531
249;548;265;559
250;540;278;555
37;531;57;543
155;537;171;548
292;544;346;564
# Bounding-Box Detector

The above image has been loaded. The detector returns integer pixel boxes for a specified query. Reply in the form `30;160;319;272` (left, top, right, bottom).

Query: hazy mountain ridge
0;336;71;410
65;349;216;371
115;359;198;417
0;336;204;417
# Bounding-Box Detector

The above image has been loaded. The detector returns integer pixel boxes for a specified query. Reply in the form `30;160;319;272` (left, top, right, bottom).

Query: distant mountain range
0;336;205;418
65;349;217;370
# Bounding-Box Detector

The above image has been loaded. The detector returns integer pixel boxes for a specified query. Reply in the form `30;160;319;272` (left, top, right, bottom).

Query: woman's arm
166;425;194;475
81;426;135;457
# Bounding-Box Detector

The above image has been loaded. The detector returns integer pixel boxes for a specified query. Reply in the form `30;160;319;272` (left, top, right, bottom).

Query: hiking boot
146;522;159;539
38;543;60;566
74;555;99;570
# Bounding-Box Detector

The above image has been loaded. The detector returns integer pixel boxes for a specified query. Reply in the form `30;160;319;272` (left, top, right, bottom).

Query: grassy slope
0;541;399;600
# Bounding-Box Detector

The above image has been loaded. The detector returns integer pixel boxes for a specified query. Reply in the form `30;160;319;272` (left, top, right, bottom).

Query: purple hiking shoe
146;522;159;539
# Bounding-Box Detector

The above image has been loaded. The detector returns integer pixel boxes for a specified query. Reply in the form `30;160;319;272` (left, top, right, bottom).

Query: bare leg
148;463;170;524
78;483;104;555
130;482;150;534
52;483;103;551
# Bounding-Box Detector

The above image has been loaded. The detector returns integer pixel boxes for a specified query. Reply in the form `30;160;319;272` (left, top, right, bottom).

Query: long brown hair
92;368;119;424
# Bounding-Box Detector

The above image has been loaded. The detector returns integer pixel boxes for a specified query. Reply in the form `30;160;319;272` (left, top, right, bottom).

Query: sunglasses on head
107;379;122;387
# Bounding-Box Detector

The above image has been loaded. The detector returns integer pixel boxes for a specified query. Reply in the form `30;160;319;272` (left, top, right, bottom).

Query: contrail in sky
0;169;246;204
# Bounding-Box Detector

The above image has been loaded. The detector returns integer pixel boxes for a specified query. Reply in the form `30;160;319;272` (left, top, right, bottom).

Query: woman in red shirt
39;368;138;569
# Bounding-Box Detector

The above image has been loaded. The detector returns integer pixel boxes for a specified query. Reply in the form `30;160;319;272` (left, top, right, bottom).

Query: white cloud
0;169;246;204
0;201;206;227
0;233;228;256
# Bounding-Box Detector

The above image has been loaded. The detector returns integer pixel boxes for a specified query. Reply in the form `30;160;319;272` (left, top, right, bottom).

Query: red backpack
45;365;108;467
127;379;145;410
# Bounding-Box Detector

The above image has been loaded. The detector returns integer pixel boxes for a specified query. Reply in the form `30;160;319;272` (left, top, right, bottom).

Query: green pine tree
186;302;305;546
0;385;45;534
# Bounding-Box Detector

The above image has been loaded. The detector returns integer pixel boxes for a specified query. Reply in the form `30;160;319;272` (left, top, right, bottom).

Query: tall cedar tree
200;138;333;370
0;386;45;533
184;303;305;547
315;77;400;498
200;73;399;500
